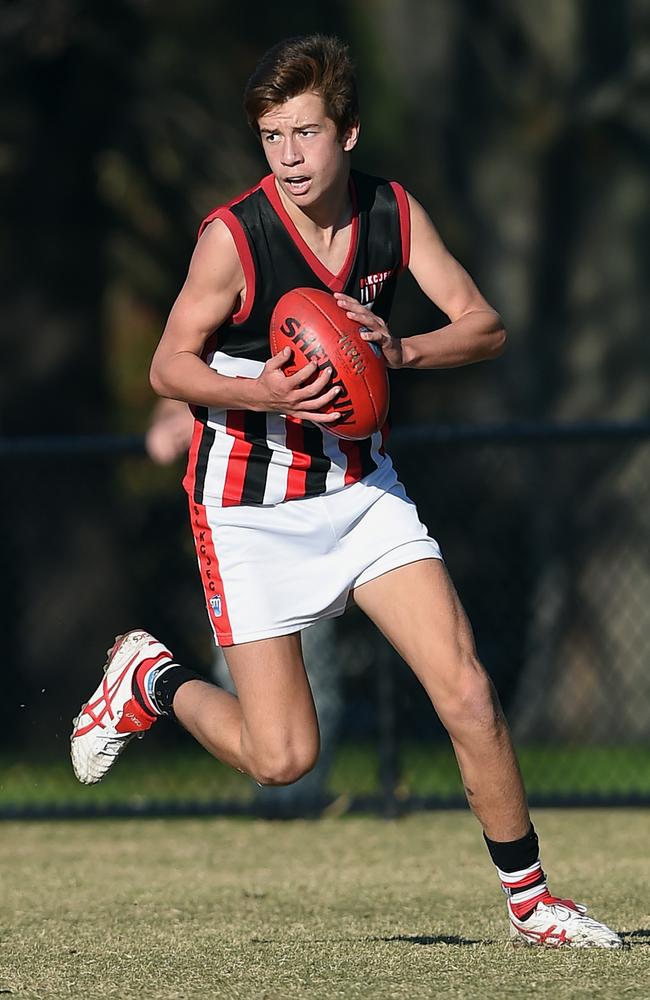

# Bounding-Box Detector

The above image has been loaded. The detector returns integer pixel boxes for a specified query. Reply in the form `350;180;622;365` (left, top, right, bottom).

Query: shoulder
198;178;267;236
183;216;244;297
194;216;241;266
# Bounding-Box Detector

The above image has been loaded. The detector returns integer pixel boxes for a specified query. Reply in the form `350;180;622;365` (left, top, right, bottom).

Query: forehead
258;91;332;130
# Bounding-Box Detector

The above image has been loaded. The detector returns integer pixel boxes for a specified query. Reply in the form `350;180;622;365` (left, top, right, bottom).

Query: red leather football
269;287;389;440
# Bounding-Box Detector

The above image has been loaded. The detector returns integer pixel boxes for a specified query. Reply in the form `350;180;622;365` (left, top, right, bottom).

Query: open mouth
284;176;311;194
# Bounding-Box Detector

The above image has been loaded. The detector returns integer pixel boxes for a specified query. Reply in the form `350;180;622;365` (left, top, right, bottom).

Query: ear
342;121;360;152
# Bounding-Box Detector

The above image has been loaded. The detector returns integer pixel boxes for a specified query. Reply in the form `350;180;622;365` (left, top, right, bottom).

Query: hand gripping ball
269;287;389;440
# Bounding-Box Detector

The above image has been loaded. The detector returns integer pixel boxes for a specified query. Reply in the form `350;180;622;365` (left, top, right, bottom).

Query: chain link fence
1;422;649;818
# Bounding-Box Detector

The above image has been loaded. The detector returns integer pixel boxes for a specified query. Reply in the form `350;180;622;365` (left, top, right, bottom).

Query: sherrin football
269;287;389;440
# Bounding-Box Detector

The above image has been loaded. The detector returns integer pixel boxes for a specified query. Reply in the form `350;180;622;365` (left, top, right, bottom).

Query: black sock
152;664;206;720
484;825;548;919
484;825;539;873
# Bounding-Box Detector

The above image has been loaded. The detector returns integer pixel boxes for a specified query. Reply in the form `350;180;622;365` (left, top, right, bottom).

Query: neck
274;166;352;243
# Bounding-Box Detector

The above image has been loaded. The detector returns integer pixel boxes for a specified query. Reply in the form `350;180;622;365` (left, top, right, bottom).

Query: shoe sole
510;922;623;949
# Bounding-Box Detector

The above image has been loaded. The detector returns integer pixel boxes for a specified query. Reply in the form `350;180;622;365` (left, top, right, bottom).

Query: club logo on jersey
360;269;393;305
209;595;223;617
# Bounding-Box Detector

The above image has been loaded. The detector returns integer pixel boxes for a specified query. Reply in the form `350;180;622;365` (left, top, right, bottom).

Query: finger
344;304;379;321
343;306;380;328
267;346;292;370
284;407;341;423
333;292;378;326
293;375;339;402
286;363;335;392
285;361;320;386
295;385;342;410
297;365;333;393
333;292;361;308
344;315;382;338
339;301;370;318
358;328;383;342
303;410;342;423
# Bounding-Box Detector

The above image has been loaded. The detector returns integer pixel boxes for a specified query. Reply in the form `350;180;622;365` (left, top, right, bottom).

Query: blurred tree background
1;0;648;749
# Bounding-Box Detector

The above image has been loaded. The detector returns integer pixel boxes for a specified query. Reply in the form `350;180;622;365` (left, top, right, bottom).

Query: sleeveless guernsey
183;170;410;507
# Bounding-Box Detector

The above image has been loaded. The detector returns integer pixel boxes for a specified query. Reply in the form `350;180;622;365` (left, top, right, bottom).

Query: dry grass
1;810;648;999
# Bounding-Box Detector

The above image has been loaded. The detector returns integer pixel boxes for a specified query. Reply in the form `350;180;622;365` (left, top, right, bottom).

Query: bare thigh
224;632;320;770
352;558;483;709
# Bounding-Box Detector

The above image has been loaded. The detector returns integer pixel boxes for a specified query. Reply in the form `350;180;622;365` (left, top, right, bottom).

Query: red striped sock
497;861;549;919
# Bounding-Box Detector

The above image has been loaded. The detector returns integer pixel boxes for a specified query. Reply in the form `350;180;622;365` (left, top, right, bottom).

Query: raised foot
70;630;171;785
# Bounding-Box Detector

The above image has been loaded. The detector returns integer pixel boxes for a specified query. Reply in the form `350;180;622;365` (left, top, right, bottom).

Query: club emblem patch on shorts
209;595;223;617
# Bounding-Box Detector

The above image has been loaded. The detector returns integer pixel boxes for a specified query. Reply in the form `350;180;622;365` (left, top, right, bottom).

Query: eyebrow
259;122;322;134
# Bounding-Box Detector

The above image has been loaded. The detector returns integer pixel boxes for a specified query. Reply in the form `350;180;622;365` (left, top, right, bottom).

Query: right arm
150;219;341;424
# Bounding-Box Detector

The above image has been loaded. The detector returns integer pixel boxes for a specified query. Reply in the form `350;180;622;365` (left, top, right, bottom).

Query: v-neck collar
261;173;359;292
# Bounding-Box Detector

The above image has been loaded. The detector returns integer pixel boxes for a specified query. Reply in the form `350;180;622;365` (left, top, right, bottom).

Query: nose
281;137;303;167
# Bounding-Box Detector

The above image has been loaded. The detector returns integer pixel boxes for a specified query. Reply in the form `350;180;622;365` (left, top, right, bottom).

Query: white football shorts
189;467;442;646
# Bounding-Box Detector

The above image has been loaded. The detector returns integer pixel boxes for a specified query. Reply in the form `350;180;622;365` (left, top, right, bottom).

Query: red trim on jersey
183;417;207;500
198;182;263;325
198;180;263;238
339;439;363;485
189;498;234;646
390;181;411;271
221;410;253;506
261;173;359;292
213;209;255;324
284;417;311;499
197;207;256;325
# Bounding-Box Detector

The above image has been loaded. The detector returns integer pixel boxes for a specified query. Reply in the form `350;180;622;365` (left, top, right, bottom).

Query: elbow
483;310;507;359
149;360;170;398
490;325;507;359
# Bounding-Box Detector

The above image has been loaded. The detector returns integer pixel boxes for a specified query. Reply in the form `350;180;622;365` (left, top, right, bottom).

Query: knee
435;653;502;733
250;744;319;787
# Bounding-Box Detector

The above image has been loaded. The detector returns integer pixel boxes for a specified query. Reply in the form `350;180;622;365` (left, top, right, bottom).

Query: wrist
399;337;421;369
232;375;264;411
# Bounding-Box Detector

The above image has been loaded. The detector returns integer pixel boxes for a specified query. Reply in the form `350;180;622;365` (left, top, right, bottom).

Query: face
258;91;359;208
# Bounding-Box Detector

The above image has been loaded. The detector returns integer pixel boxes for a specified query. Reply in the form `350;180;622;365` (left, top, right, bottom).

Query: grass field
1;810;649;999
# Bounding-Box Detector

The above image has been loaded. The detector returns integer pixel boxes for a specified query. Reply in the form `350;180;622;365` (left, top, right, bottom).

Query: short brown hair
244;35;359;138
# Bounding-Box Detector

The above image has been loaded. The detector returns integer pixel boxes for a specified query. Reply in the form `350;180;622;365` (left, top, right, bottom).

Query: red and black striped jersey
183;170;410;507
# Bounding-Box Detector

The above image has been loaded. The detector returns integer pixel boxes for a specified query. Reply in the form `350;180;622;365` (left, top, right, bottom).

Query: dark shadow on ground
621;929;650;946
249;935;493;946
373;934;491;946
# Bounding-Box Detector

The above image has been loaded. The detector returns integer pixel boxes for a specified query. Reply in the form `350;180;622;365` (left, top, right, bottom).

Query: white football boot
71;630;172;784
508;894;623;948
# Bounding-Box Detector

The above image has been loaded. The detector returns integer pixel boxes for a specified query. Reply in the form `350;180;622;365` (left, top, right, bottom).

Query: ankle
484;825;550;920
150;664;206;719
132;657;175;716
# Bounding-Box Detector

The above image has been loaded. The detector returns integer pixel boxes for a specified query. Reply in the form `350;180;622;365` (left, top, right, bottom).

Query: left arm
335;192;506;370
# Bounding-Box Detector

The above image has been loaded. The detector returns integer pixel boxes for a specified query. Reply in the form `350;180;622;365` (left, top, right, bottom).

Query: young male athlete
71;35;621;948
